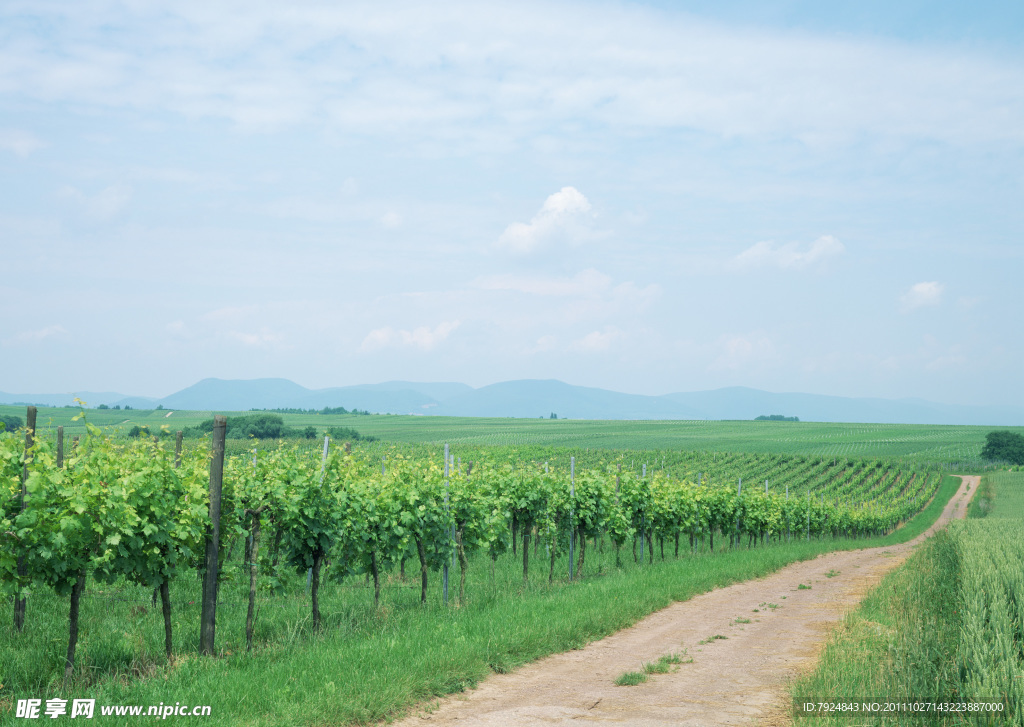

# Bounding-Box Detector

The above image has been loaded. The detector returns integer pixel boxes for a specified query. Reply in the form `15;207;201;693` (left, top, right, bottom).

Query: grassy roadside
967;472;995;518
790;530;961;725
1;476;962;726
791;473;1024;726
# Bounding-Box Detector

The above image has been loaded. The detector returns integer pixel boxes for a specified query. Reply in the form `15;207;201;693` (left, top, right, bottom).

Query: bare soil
391;476;977;727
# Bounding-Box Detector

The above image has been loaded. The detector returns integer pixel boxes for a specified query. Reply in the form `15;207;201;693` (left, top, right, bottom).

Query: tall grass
947;472;1024;723
791;531;962;725
793;473;1024;726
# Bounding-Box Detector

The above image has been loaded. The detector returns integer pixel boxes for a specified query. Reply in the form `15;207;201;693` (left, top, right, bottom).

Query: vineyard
0;411;950;723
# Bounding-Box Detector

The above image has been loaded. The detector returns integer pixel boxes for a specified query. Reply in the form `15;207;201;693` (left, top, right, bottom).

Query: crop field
1;404;1015;469
0;407;963;725
793;473;1024;725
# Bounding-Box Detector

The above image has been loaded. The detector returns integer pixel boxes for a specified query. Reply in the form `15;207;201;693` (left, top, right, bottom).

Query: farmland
0;404;1012;725
0;404;1013;468
793;472;1024;725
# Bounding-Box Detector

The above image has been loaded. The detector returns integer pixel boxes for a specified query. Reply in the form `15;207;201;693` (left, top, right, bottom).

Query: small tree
981;431;1024;465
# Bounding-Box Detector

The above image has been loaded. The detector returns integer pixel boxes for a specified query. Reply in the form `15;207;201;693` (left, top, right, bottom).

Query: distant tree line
982;431;1024;465
181;413;376;442
755;415;800;422
250;406;371;415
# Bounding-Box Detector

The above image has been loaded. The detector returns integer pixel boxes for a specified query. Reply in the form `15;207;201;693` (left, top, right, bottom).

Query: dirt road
392;476;977;727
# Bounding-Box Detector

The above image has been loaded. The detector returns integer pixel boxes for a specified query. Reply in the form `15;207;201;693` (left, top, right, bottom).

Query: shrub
981;431;1024;465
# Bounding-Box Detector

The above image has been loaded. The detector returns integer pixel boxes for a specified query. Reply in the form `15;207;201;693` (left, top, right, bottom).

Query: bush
326;426;377;443
186;413;288;440
981;431;1024;466
0;415;22;433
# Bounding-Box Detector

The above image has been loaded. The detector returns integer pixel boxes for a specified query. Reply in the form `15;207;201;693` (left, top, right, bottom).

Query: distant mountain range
2;378;1022;426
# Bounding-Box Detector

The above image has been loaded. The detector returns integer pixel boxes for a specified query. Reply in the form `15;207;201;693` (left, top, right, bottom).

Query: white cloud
709;334;775;371
380;211;402;229
0;129;45;157
340;177;359;196
473;268;611;296
4;324;68;345
265;195;345;222
227;328;285;348
733;235;845;270
926;348;967;371
531;334;557;353
58;184;132;222
901;281;944;311
496;187;595;254
2;4;1020;146
569;326;621;353
201;305;259;322
609;281;661;308
359;320;460;352
165;320;189;337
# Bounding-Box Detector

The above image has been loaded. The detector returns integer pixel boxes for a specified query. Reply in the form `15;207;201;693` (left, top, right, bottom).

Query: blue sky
1;0;1021;407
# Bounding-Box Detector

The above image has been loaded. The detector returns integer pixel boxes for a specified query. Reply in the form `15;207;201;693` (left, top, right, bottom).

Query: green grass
643;653;685;674
698;634;729;645
791;530;962;725
791;472;1024;725
973;471;1024;519
0;476;964;725
967;474;995;518
614;671;648;686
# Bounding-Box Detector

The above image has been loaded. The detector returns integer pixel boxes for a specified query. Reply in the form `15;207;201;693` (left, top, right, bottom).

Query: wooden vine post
14;405;36;632
244;503;268;652
568;456;575;581
442;444;448;603
200;415;226;656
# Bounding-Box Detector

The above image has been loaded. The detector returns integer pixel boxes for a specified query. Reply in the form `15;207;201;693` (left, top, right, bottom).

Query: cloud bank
496;187;594;254
733;235;845;270
360;320;461;352
901;282;945;311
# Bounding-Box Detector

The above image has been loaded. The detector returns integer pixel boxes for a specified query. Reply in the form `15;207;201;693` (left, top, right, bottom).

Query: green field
793;473;1024;725
1;399;1006;726
0;414;964;727
1;404;1014;469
